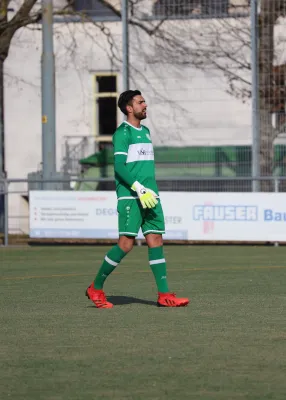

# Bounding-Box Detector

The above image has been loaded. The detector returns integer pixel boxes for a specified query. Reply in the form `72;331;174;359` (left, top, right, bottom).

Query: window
97;75;116;93
71;0;118;18
201;0;229;15
94;74;118;145
153;0;198;17
153;0;230;17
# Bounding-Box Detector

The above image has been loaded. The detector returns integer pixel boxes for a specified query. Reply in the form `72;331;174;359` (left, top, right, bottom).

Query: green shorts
117;199;165;237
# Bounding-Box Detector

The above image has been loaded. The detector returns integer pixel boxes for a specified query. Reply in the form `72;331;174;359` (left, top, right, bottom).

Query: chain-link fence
74;144;286;192
18;0;285;196
59;1;286;192
122;0;286;191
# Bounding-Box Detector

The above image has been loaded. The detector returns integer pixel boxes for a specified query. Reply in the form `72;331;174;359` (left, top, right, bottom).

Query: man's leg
86;199;142;308
143;201;189;307
86;236;135;308
93;238;134;290
145;234;169;293
145;233;189;307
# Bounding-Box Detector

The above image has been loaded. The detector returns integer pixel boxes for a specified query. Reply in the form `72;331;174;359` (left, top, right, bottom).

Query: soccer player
86;90;189;308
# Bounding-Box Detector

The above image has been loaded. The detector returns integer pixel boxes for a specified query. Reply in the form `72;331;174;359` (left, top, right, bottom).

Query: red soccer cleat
157;292;189;307
85;283;113;308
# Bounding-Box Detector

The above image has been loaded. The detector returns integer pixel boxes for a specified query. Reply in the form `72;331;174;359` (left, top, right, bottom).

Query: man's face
127;95;147;120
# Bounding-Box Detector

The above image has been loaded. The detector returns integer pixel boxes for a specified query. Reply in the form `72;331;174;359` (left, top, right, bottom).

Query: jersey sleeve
113;127;129;156
113;126;136;187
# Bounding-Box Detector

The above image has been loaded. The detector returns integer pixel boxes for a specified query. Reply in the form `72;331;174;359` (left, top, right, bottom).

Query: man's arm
114;153;136;187
113;128;136;186
113;129;157;208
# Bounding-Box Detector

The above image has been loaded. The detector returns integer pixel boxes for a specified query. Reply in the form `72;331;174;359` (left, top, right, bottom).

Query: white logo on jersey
137;148;154;156
126;143;154;163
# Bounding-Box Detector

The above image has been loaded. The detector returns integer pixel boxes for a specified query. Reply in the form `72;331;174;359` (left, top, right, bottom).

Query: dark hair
118;90;141;115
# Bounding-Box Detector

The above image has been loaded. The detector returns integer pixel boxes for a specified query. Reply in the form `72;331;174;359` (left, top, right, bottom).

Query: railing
1;176;286;247
61;136;96;176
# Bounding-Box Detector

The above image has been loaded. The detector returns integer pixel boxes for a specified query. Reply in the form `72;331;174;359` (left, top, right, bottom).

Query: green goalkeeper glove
131;181;158;209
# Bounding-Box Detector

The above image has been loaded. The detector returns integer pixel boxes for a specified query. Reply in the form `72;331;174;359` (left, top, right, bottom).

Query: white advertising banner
29;191;189;240
186;192;286;242
29;191;286;242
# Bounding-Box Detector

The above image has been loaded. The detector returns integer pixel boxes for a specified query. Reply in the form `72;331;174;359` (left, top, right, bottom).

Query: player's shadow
107;295;157;306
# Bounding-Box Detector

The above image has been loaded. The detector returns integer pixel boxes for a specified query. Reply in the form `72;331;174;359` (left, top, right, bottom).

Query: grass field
1;245;286;400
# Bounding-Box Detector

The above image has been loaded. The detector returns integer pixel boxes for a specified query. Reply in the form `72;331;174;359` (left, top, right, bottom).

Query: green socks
148;246;169;293
94;244;169;293
94;245;127;289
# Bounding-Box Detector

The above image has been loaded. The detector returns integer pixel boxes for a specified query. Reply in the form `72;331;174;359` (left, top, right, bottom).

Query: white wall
5;22;122;232
5;18;258;183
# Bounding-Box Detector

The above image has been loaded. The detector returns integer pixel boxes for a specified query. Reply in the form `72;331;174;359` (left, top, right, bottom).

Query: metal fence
126;0;286;193
49;0;286;195
53;1;285;194
1;175;286;246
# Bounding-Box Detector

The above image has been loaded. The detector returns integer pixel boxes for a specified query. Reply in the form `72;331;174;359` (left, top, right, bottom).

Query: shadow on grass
107;295;157;306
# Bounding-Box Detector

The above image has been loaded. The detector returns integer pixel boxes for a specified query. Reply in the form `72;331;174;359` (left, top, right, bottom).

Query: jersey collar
124;121;142;131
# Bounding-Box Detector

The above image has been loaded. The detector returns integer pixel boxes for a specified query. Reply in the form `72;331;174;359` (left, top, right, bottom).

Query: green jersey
112;121;159;200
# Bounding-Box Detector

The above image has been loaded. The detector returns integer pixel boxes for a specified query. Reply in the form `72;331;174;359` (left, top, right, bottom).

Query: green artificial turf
1;245;286;400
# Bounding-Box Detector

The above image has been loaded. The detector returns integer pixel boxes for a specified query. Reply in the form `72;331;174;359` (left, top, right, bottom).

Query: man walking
86;90;189;308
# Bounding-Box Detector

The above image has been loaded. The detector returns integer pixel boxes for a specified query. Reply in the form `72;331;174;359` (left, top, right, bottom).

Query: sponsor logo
198;202;215;234
137;148;154;156
164;216;182;224
264;209;286;221
95;208;117;216
193;204;258;234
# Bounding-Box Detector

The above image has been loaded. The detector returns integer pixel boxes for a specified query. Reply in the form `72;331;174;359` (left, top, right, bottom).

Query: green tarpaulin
79;145;286;166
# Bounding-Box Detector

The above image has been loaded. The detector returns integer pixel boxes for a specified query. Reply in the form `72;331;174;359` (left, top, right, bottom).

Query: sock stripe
104;255;118;267
148;247;169;292
149;258;166;265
